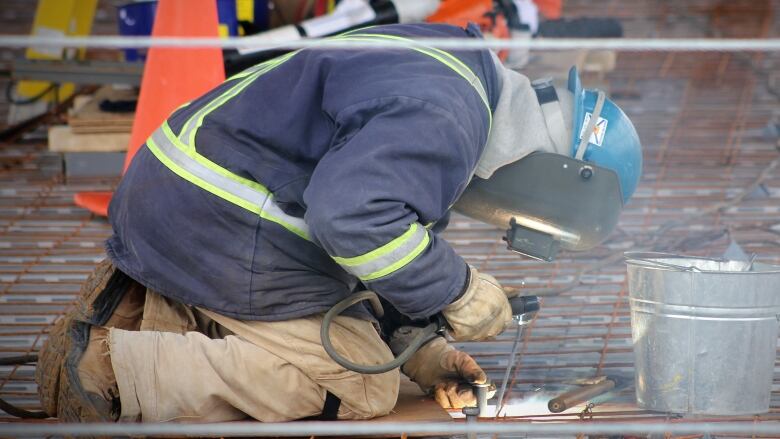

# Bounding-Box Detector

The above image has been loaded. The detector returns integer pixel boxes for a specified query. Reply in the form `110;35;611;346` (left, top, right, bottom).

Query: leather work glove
402;336;495;409
441;266;512;341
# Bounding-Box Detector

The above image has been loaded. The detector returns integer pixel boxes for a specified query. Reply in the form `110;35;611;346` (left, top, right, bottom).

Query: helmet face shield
456;66;641;261
453;152;623;261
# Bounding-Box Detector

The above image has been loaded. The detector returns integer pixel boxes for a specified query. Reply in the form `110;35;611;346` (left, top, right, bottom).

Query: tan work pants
109;290;400;423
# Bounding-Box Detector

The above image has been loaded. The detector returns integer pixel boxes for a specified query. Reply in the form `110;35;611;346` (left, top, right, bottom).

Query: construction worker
37;22;641;423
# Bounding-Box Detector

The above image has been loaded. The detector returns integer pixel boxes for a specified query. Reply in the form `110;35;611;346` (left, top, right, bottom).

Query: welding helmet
453;66;642;261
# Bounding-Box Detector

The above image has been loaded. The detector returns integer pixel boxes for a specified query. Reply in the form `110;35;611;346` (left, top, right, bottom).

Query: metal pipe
494;324;523;416
1;420;779;437
473;383;489;417
548;379;616;413
462;406;479;439
1;35;780;51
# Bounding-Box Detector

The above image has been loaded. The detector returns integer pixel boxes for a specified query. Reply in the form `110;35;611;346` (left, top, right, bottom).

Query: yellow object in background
236;0;255;23
17;0;98;103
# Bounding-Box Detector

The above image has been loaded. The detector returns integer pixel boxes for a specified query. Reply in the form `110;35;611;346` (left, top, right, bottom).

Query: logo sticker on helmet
579;113;609;147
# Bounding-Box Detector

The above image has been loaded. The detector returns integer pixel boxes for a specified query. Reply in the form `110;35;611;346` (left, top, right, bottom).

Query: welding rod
547;379;616;413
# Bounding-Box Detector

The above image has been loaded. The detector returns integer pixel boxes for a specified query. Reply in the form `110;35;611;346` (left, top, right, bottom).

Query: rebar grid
1;0;779;437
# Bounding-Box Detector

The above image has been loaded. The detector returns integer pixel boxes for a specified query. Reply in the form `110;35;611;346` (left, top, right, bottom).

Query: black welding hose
320;291;439;374
0;354;49;419
0;397;49;419
4;81;58;106
0;354;38;366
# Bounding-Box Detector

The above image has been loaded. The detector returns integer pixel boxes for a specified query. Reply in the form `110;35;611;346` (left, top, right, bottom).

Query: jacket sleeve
303;96;486;319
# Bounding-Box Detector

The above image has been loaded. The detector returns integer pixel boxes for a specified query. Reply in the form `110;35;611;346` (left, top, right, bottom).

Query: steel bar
1;420;780;437
1;36;780;51
473;384;489;417
2;0;780;432
494;324;523;417
11;60;143;86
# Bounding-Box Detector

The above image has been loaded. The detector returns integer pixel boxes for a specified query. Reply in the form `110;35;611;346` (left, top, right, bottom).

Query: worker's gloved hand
401;336;495;409
442;266;512;341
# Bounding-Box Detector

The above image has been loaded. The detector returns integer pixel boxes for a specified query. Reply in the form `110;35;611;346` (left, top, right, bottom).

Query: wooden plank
68;86;136;134
48;125;129;152
237;377;451;439
72;95;92;113
375;377;452;425
312;377;452;438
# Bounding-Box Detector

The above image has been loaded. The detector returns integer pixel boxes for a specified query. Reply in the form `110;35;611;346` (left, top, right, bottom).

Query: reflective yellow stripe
324;34;488;279
153;32;490;278
181;51;298;147
228;50;299;80
147;135;260;215
333;33;493;134
332;223;430;281
148;126;311;241
338;25;379;36
160;122;269;194
365;231;430;281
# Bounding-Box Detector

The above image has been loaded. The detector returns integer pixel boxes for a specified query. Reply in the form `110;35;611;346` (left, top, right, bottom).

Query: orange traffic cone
74;0;225;217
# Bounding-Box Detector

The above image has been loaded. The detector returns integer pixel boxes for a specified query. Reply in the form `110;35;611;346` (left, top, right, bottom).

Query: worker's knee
367;369;401;418
337;368;400;420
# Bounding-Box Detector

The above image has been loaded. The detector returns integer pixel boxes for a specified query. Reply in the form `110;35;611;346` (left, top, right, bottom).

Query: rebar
1;36;780;51
1;0;780;432
0;420;779;437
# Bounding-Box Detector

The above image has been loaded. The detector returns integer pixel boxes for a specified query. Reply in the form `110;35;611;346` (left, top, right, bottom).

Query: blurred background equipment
73;0;226;216
6;0;98;124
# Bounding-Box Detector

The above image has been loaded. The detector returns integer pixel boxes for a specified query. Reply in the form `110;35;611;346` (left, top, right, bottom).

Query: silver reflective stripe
334;222;429;281
261;195;310;237
150;128;310;238
180;112;202;146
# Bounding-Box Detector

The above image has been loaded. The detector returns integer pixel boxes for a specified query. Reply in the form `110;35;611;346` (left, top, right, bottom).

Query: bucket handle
623;251;709;272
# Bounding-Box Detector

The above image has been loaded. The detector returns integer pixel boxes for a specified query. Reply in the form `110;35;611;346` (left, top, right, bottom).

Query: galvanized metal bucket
625;252;780;415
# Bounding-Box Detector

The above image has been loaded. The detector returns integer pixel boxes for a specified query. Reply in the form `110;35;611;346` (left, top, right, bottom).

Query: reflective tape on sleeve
331;223;430;281
146;124;311;241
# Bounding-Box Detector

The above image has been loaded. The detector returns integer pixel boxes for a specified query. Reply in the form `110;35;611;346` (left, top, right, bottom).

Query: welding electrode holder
473;383;490;417
320;291;541;374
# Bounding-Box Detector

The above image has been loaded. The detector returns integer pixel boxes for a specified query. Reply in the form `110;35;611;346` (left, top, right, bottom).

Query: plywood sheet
375;377;452;424
285;377;451;439
48;125;129;152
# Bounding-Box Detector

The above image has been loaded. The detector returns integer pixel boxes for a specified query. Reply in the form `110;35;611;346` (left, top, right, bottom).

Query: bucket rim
623;251;780;274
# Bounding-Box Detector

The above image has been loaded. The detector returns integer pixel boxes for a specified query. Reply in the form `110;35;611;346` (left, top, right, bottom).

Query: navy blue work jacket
107;23;500;321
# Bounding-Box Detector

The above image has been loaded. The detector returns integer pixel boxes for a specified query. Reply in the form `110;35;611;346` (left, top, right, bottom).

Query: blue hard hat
568;66;642;203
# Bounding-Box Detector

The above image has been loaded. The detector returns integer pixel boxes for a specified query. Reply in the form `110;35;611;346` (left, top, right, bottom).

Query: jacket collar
475;54;572;179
